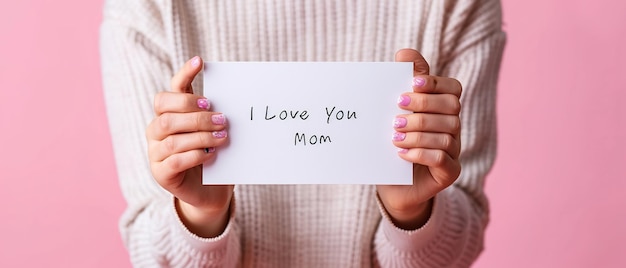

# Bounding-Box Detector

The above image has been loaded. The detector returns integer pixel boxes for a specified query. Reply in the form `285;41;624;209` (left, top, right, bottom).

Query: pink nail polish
413;77;426;87
212;130;227;139
392;132;406;141
211;114;226;125
197;98;210;110
393;117;407;128
398;148;409;154
190;56;201;68
204;147;215;153
397;95;411;106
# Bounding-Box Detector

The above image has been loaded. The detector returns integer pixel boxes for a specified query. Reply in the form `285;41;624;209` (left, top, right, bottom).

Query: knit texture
100;0;506;267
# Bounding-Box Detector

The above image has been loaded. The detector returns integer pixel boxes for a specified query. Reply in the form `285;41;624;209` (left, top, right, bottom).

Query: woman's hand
146;56;233;238
377;49;463;230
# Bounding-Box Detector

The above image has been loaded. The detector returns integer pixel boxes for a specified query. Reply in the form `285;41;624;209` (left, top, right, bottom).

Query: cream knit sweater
100;0;505;267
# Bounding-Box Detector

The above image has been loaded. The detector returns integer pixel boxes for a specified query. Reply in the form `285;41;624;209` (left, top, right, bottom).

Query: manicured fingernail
212;130;227;138
197;98;210;110
393;117;407;128
211;114;226;125
398;148;409;154
397;95;411;106
392;132;406;141
190;56;201;68
413;77;426;87
204;147;215;153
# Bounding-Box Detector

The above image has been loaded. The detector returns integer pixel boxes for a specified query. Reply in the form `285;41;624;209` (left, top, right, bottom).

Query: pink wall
474;1;626;267
0;0;128;267
0;0;624;267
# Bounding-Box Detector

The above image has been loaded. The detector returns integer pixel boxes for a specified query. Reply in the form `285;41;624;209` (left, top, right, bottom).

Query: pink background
0;0;624;267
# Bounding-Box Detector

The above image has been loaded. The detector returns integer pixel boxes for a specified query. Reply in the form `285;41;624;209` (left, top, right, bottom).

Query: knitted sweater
100;0;505;267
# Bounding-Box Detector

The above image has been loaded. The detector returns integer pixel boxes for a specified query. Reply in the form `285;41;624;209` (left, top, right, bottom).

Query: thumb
170;56;203;93
395;49;430;76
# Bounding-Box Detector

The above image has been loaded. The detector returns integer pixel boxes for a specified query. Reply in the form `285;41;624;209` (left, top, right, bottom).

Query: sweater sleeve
99;1;241;267
372;20;506;268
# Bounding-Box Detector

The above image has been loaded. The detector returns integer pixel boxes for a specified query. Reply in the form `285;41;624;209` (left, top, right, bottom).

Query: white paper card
202;62;413;184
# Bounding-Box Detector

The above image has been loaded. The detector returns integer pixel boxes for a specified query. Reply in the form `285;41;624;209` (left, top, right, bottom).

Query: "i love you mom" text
249;105;358;146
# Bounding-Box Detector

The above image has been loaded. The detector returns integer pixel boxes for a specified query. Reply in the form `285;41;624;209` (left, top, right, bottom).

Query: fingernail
197;98;210;110
413;77;426;87
212;130;227;139
190;56;201;68
393;117;407;128
211;114;226;125
392;132;406;141
397;95;411;106
398;148;409;154
204;147;215;153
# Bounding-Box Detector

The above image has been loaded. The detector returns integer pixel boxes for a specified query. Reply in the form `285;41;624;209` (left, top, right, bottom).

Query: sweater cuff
169;195;237;252
376;188;450;252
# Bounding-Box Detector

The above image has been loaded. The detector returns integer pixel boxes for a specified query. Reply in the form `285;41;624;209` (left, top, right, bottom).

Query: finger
149;131;229;162
398;148;461;185
154;92;212;116
392;132;460;159
395;48;430;76
152;149;216;188
147;112;227;140
412;75;462;97
395;93;461;115
171;56;203;93
396;113;460;135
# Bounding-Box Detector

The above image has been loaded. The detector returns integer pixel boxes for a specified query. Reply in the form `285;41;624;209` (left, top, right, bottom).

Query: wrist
175;197;231;238
384;198;433;230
